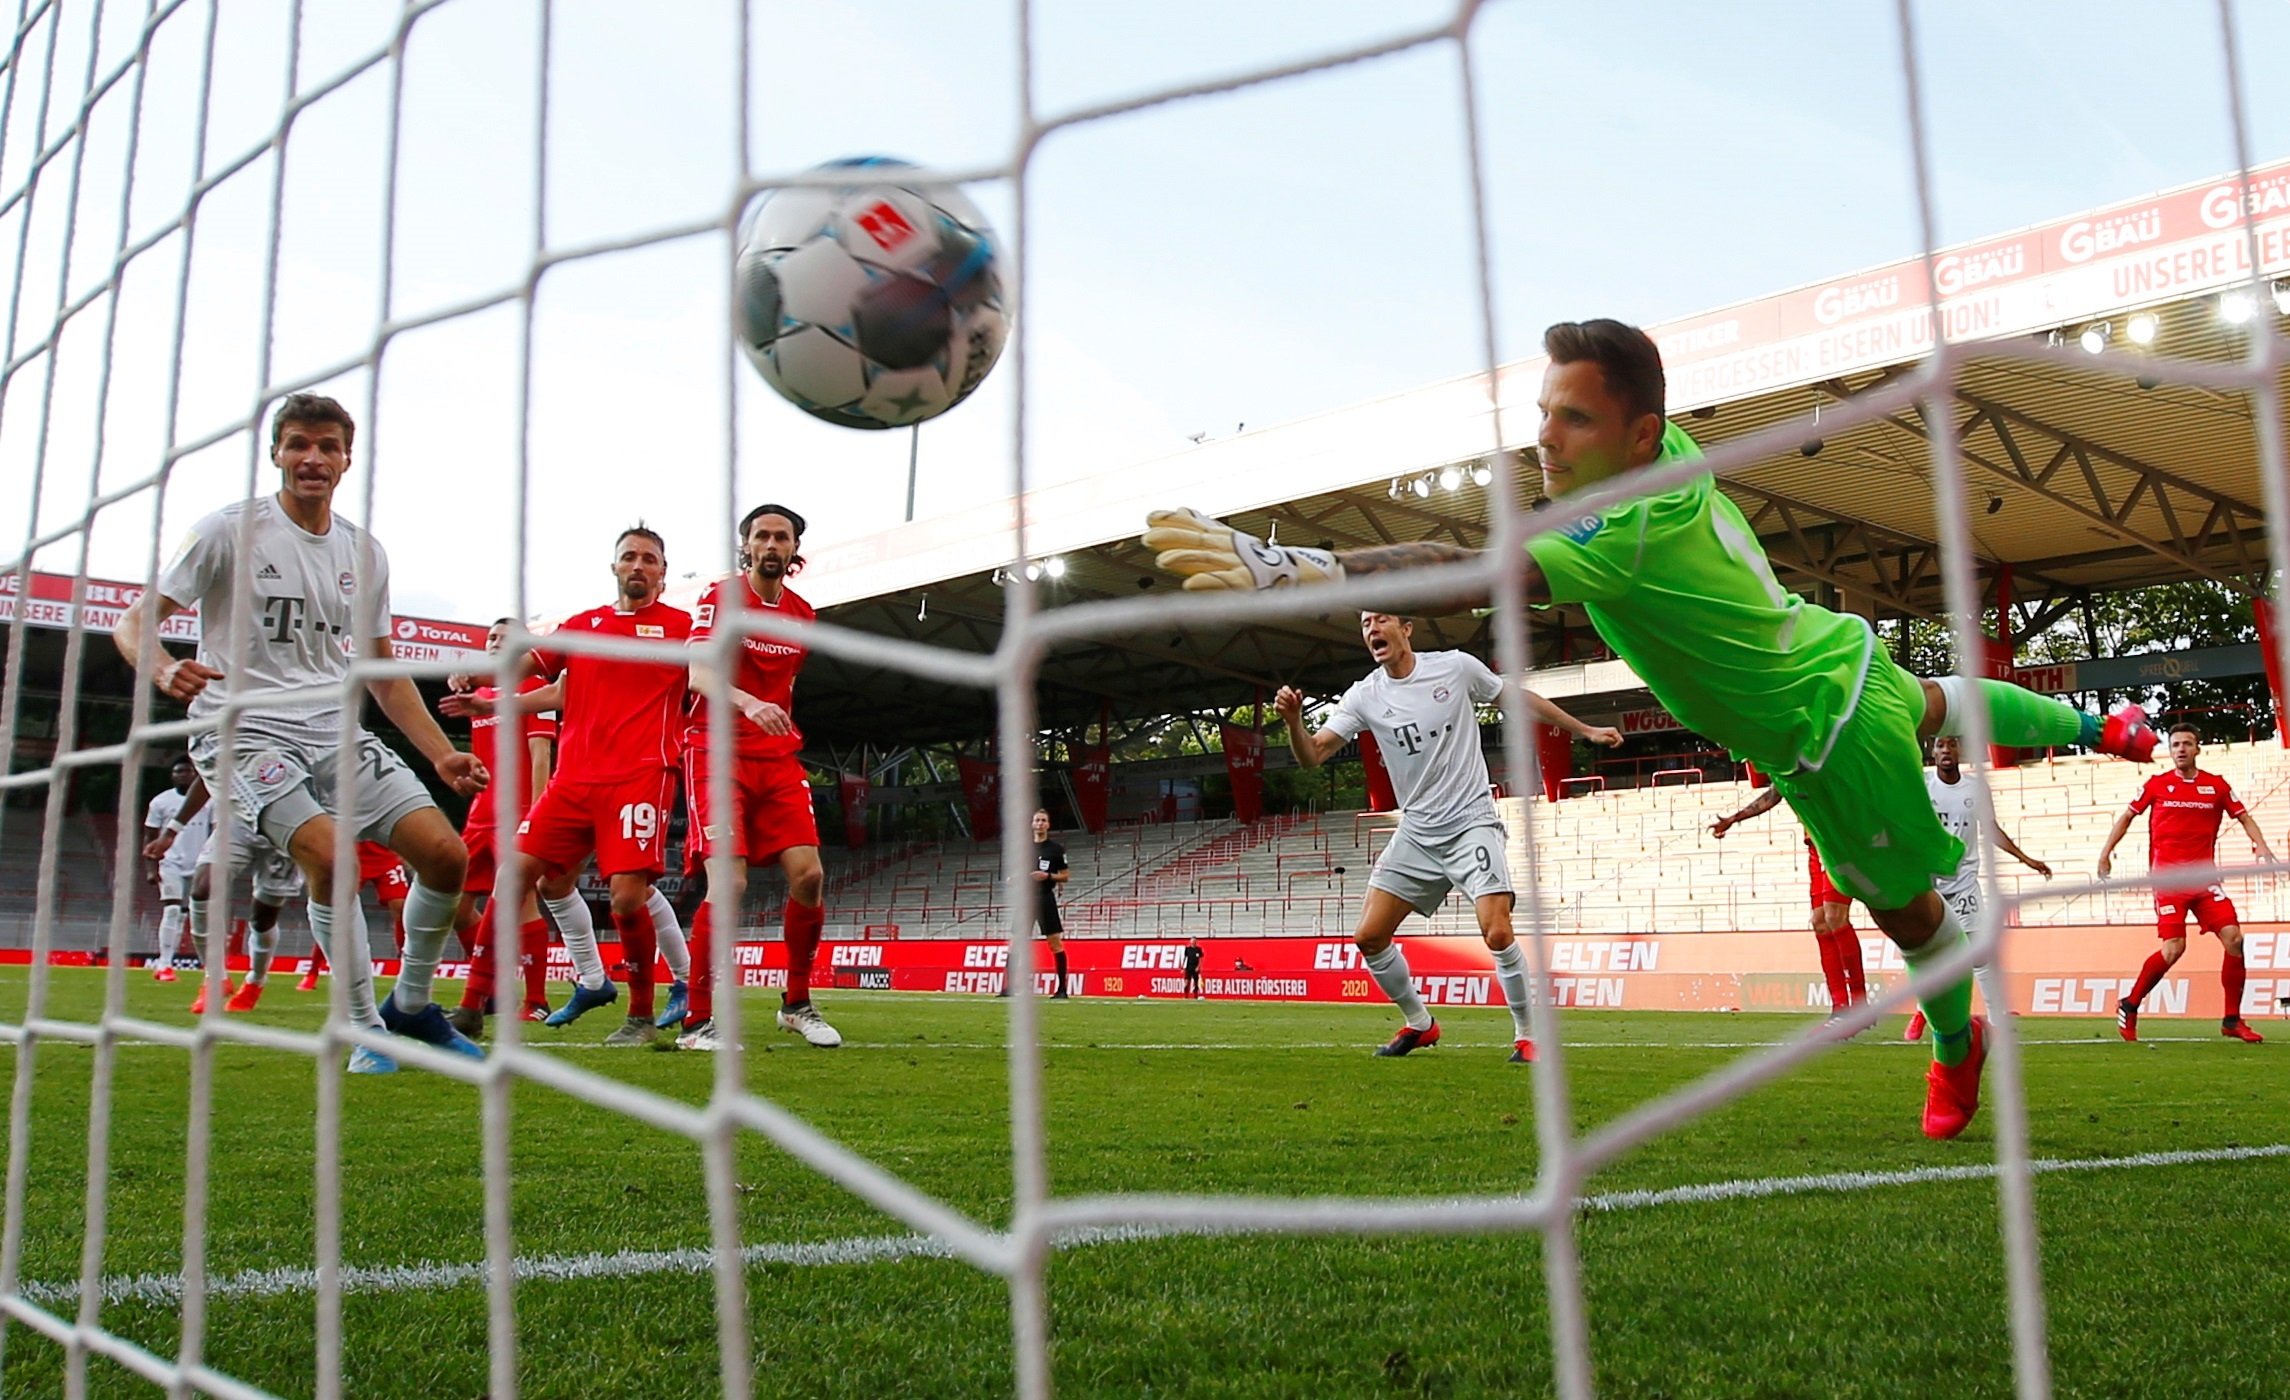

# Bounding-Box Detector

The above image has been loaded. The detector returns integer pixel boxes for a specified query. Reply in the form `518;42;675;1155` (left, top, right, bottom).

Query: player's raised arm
1273;686;1347;769
1710;785;1783;839
1524;689;1623;748
1141;508;1551;609
366;635;489;797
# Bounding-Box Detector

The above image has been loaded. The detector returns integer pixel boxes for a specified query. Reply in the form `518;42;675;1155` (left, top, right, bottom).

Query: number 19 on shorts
619;802;658;843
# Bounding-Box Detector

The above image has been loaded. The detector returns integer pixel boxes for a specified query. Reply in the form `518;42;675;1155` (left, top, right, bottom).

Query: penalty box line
19;1143;2286;1311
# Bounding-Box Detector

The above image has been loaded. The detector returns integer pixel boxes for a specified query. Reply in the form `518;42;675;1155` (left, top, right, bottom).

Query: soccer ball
734;157;1010;430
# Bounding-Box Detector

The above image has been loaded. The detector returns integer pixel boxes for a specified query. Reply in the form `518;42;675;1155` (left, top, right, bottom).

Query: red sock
688;900;718;1023
784;898;823;1005
615;907;656;1019
459;903;499;1011
519;919;550;1009
1813;930;1849;1012
2222;952;2247;1022
2128;950;2170;1007
1836;924;1867;1007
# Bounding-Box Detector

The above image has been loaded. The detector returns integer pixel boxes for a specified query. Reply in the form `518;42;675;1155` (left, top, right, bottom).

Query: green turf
0;968;2283;1398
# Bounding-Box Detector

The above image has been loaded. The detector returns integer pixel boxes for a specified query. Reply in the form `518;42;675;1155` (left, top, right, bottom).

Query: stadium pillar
1987;565;2019;769
2255;594;2289;748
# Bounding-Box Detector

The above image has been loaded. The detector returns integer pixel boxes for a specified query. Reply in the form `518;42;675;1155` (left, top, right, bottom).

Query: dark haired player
2096;722;2275;1043
1145;318;2158;1138
673;504;836;1051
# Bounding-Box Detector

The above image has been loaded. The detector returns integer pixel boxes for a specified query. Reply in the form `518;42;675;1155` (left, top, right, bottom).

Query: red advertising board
2;569;490;660
96;923;2269;1018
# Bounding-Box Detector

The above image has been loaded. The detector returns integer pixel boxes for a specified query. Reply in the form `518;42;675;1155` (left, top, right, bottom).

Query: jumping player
1710;787;1868;1022
1146;319;2158;1137
115;393;487;1072
451;526;690;1047
672;504;836;1051
2095;722;2276;1043
1278;611;1615;1063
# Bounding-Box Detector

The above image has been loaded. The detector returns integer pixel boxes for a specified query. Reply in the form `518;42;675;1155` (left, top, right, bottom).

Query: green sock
1975;678;2093;748
1900;919;1976;1066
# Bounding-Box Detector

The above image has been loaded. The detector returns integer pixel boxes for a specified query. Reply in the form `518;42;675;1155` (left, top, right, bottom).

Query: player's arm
1272;685;1346;768
365;636;488;797
1991;822;2051;878
145;777;211;860
527;730;553;791
1141;509;1550;607
440;678;563;719
1710;786;1783;839
2234;810;2277;864
1524;689;1623;748
113;591;221;702
688;655;791;736
2094;808;2139;878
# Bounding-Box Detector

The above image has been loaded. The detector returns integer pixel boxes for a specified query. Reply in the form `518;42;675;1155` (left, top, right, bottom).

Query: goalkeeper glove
1141;508;1345;591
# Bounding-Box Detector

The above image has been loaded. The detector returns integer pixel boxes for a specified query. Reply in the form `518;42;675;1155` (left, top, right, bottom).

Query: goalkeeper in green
1144;318;2157;1140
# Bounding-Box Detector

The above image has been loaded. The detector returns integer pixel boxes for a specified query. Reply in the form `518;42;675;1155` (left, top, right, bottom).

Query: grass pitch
0;968;2284;1398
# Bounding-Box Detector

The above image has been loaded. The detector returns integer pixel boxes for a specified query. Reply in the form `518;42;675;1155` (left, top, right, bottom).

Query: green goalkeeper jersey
1525;421;1876;777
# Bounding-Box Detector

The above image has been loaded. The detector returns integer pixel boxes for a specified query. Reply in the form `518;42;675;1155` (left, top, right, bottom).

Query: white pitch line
18;1143;2285;1310
4;1035;2241;1053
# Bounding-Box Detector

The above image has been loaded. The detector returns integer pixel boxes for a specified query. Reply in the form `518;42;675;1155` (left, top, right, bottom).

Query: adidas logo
256;564;282;579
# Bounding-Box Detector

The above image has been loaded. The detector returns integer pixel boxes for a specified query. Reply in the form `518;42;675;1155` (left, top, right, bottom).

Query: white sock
186;898;210;967
306;895;382;1028
1491;940;1534;1039
246;924;274;985
390;877;461;1013
1363;943;1432;1031
155;905;185;965
546;892;606;989
648;887;689;981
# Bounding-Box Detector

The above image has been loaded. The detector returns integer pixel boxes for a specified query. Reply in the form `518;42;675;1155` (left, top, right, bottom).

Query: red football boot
1903;1009;1927;1042
188;976;234;1016
2222;1018;2265;1044
1508;1038;1536;1064
2116;999;2138;1042
1374;1020;1441;1057
224;980;264;1014
152;964;177;984
1921;1020;1988;1141
2097;704;2158;763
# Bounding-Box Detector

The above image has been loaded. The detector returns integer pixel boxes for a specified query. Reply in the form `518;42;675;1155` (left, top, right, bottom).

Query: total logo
2058;208;2161;264
2198;173;2290;230
1812;274;1899;325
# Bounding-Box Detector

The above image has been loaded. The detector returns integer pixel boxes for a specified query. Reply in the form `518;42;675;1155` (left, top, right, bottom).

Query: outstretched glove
1142;508;1345;591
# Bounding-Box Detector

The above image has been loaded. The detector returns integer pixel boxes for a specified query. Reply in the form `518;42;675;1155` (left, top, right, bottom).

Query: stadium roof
794;160;2290;749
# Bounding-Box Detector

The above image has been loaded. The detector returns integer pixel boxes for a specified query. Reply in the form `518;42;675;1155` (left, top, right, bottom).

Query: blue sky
1;0;2284;620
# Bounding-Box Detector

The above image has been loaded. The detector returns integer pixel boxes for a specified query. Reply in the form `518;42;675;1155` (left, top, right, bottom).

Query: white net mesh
0;1;2285;1396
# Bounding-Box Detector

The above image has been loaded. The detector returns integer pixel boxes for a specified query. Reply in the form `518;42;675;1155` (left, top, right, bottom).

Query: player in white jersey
139;755;198;980
1901;734;2052;1041
114;393;488;1073
1277;611;1622;1061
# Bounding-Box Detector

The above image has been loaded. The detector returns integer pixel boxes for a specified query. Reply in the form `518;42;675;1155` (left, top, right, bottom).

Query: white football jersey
1926;769;1982;889
157;495;393;747
143;786;187;832
1324;650;1504;839
160;803;212;880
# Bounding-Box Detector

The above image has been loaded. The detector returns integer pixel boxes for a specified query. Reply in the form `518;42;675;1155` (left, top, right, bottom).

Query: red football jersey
2128;768;2247;870
534;600;692;782
684;575;812;759
467;674;558;816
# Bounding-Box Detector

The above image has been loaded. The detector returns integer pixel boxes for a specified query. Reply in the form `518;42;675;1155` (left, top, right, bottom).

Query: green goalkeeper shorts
1769;656;1965;911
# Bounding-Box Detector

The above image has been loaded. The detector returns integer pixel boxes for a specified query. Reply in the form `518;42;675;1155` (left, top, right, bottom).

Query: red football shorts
517;771;676;880
1806;844;1848;910
2155;886;2237;939
358;844;411;904
682;749;818;868
460;820;506;894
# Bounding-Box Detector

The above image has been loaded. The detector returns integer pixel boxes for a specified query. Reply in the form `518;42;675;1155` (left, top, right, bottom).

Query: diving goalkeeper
1143;319;2156;1141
